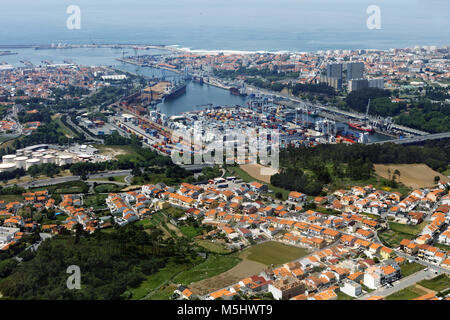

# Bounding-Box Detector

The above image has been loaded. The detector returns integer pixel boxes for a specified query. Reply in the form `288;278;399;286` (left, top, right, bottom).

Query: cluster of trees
13;122;73;150
80;86;127;109
0;185;26;195
27;163;61;178
271;141;449;195
18;108;53;124
0;168;26;182
0;224;196;299
291;83;335;97
51;85;89;99
395;100;450;133
345;87;392;115
271;167;324;195
104;132;142;147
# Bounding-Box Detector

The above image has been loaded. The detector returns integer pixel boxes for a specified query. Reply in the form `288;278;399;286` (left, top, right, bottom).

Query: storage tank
14;156;28;169
32;152;44;160
42;155;56;164
0;163;16;173
58;155;73;166
25;158;41;170
2;154;16;164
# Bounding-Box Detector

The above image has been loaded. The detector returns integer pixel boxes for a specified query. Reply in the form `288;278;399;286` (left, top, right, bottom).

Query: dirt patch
166;223;184;238
374;164;450;189
189;259;266;296
414;284;436;295
97;147;129;160
240;164;278;184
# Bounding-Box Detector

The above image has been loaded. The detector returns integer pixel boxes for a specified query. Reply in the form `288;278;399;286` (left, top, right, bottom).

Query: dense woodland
271;141;449;195
0;224;195;299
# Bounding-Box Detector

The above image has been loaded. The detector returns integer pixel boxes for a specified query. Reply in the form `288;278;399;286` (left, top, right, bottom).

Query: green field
195;240;231;254
130;261;191;300
378;229;413;248
179;225;203;239
389;222;427;236
53;115;77;139
379;222;427;248
242;241;309;266
83;194;108;210
418;275;450;293
385;285;428;300
400;262;426;277
172;254;241;286
94;183;122;193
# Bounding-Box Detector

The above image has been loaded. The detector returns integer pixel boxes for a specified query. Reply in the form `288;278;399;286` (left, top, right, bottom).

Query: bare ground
374;164;450;189
240;164;278;184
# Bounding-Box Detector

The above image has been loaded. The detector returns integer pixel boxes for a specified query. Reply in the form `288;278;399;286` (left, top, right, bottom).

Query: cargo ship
347;122;375;133
229;87;247;96
164;82;186;100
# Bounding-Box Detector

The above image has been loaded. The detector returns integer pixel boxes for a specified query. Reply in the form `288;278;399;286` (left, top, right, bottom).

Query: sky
0;0;448;51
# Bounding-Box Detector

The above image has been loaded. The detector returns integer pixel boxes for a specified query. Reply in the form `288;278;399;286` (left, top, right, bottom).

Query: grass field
52;114;77;139
130;261;191;300
195;240;231;254
385;284;429;300
374;164;450;189
179;225;203;239
83;194;108;210
400;262;426;277
173;254;241;286
418;275;450;293
389;221;427;237
241;241;310;266
378;222;426;248
94;183;122;193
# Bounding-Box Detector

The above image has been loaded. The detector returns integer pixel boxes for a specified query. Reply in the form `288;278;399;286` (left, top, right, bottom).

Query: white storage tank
25;158;41;170
14;156;28;169
32;152;44;159
42;155;56;164
58;155;73;166
0;163;16;173
2;154;16;164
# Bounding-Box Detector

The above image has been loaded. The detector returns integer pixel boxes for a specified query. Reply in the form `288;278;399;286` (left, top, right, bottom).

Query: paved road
4;170;132;189
358;269;436;300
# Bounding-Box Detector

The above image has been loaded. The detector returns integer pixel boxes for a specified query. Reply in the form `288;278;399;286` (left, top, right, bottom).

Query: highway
368;131;450;145
3;170;132;189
